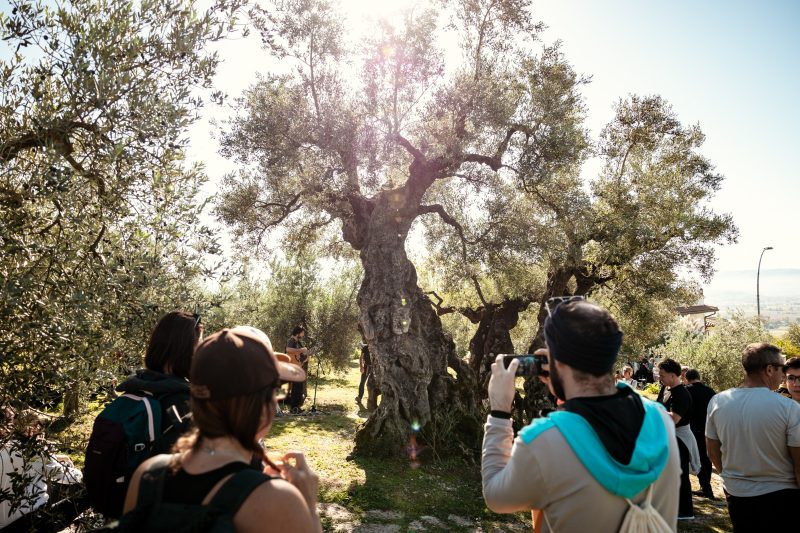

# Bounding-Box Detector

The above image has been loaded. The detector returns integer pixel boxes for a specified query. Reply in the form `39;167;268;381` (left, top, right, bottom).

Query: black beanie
544;301;623;375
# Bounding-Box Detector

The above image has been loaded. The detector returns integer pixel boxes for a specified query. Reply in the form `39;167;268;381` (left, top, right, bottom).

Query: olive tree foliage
421;93;736;420
775;337;800;358
0;0;245;523
527;94;737;346
0;0;244;423
786;323;800;348
204;254;362;370
773;322;800;358
654;314;768;392
216;0;601;455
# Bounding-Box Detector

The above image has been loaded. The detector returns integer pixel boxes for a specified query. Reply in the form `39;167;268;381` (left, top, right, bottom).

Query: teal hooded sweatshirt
518;384;670;499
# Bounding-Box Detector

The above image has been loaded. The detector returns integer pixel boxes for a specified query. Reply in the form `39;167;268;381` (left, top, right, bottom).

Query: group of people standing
615;357;658;388
4;303;799;532
1;311;350;532
482;298;800;533
78;313;322;532
652;349;800;530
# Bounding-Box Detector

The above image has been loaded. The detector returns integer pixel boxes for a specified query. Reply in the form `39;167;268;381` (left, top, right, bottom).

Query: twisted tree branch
393;133;425;162
417;203;488;306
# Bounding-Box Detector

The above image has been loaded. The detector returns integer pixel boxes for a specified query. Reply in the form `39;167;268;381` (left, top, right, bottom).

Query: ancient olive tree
217;0;588;455
0;0;243;419
524;95;737;347
422;95;737;421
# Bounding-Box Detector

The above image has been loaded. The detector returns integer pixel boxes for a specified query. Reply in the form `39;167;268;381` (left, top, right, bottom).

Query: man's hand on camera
488;354;518;413
534;348;551;386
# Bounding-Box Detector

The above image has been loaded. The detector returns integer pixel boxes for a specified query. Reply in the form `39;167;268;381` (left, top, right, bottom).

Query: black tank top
162;461;260;505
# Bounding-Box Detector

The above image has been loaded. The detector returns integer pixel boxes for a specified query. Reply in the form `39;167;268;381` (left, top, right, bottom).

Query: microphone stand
310;353;322;413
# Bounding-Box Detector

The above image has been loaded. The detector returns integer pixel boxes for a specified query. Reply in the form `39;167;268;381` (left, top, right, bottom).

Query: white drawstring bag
618;484;673;533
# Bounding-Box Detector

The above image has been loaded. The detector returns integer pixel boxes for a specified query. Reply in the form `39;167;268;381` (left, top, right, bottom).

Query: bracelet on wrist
490;410;512;419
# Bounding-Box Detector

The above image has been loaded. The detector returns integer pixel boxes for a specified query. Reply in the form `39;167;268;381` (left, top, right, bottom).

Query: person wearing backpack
84;311;202;518
118;326;320;533
482;299;680;532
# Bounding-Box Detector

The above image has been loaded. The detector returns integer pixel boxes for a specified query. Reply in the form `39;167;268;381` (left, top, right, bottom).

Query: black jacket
117;369;192;453
687;382;716;436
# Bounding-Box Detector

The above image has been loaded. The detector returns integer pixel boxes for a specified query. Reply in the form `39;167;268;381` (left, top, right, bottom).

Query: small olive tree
205;253;362;370
654;314;767;392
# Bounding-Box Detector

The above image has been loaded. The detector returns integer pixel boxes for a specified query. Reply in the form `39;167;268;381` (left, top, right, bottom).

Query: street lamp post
757;246;774;320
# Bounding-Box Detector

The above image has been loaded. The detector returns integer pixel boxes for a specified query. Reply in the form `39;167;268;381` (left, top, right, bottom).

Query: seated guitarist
286;326;309;413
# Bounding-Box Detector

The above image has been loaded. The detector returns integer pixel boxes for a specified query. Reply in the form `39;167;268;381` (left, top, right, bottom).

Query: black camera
501;354;549;377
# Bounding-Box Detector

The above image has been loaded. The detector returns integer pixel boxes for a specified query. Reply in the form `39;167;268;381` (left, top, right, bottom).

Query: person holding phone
482;299;680;532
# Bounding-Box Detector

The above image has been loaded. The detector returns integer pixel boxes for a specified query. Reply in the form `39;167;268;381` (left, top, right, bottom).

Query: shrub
654;313;767;392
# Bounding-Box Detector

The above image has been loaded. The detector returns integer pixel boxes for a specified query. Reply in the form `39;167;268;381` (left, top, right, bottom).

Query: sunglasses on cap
545;295;586;316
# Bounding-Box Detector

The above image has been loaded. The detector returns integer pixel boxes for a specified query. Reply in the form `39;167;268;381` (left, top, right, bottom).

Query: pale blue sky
532;0;799;274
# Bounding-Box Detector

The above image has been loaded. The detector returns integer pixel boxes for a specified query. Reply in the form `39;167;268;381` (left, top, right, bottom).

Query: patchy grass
47;398;107;469
265;360;530;531
48;361;731;531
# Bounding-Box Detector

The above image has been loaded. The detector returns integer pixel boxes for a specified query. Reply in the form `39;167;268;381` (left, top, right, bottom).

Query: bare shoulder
235;478;316;533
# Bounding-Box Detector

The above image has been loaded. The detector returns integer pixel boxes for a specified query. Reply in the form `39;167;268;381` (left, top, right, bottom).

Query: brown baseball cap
190;326;305;400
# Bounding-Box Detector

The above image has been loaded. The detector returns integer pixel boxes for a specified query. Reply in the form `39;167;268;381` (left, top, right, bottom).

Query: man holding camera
482;300;680;531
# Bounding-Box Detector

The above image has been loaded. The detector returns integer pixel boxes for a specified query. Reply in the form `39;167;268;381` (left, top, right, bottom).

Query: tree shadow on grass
269;408;362;438
309;373;351;388
344;454;529;532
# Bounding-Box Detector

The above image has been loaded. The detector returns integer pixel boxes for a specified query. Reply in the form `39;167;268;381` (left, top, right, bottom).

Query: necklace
201;443;248;461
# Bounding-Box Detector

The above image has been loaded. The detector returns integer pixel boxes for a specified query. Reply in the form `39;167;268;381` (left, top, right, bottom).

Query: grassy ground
52;360;733;532
265;362;733;532
266;360;531;531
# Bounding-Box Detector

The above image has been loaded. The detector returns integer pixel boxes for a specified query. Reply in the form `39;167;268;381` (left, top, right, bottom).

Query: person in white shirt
619;365;638;389
1;408;83;530
705;342;800;531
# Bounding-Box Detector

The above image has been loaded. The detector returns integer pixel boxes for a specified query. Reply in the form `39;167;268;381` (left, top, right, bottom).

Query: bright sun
339;0;421;35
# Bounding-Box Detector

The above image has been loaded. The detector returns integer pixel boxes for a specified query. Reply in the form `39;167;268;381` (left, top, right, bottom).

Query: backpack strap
624;482;654;509
113;454;174;530
207;468;272;517
120;393;159;446
135;454;174;510
156;391;191;447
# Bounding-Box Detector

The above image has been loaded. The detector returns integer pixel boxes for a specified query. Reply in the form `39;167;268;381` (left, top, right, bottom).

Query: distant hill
702;269;800;325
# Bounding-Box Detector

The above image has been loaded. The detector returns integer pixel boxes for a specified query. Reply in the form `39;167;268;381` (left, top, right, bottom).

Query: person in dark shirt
685;369;717;498
658;358;699;520
355;344;372;406
633;358;654;384
286;326;309;413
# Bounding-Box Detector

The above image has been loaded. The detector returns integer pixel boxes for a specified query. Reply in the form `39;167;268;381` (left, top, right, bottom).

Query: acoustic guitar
290;346;318;366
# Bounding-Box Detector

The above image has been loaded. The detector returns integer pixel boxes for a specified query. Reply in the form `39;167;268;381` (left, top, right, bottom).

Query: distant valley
702;269;800;328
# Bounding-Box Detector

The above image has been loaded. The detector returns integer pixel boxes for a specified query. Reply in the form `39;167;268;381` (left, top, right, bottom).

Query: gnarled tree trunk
350;185;480;457
467;298;529;400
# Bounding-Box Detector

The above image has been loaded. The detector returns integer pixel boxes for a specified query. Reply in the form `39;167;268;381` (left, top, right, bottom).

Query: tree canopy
216;0;739;453
0;0;244;414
